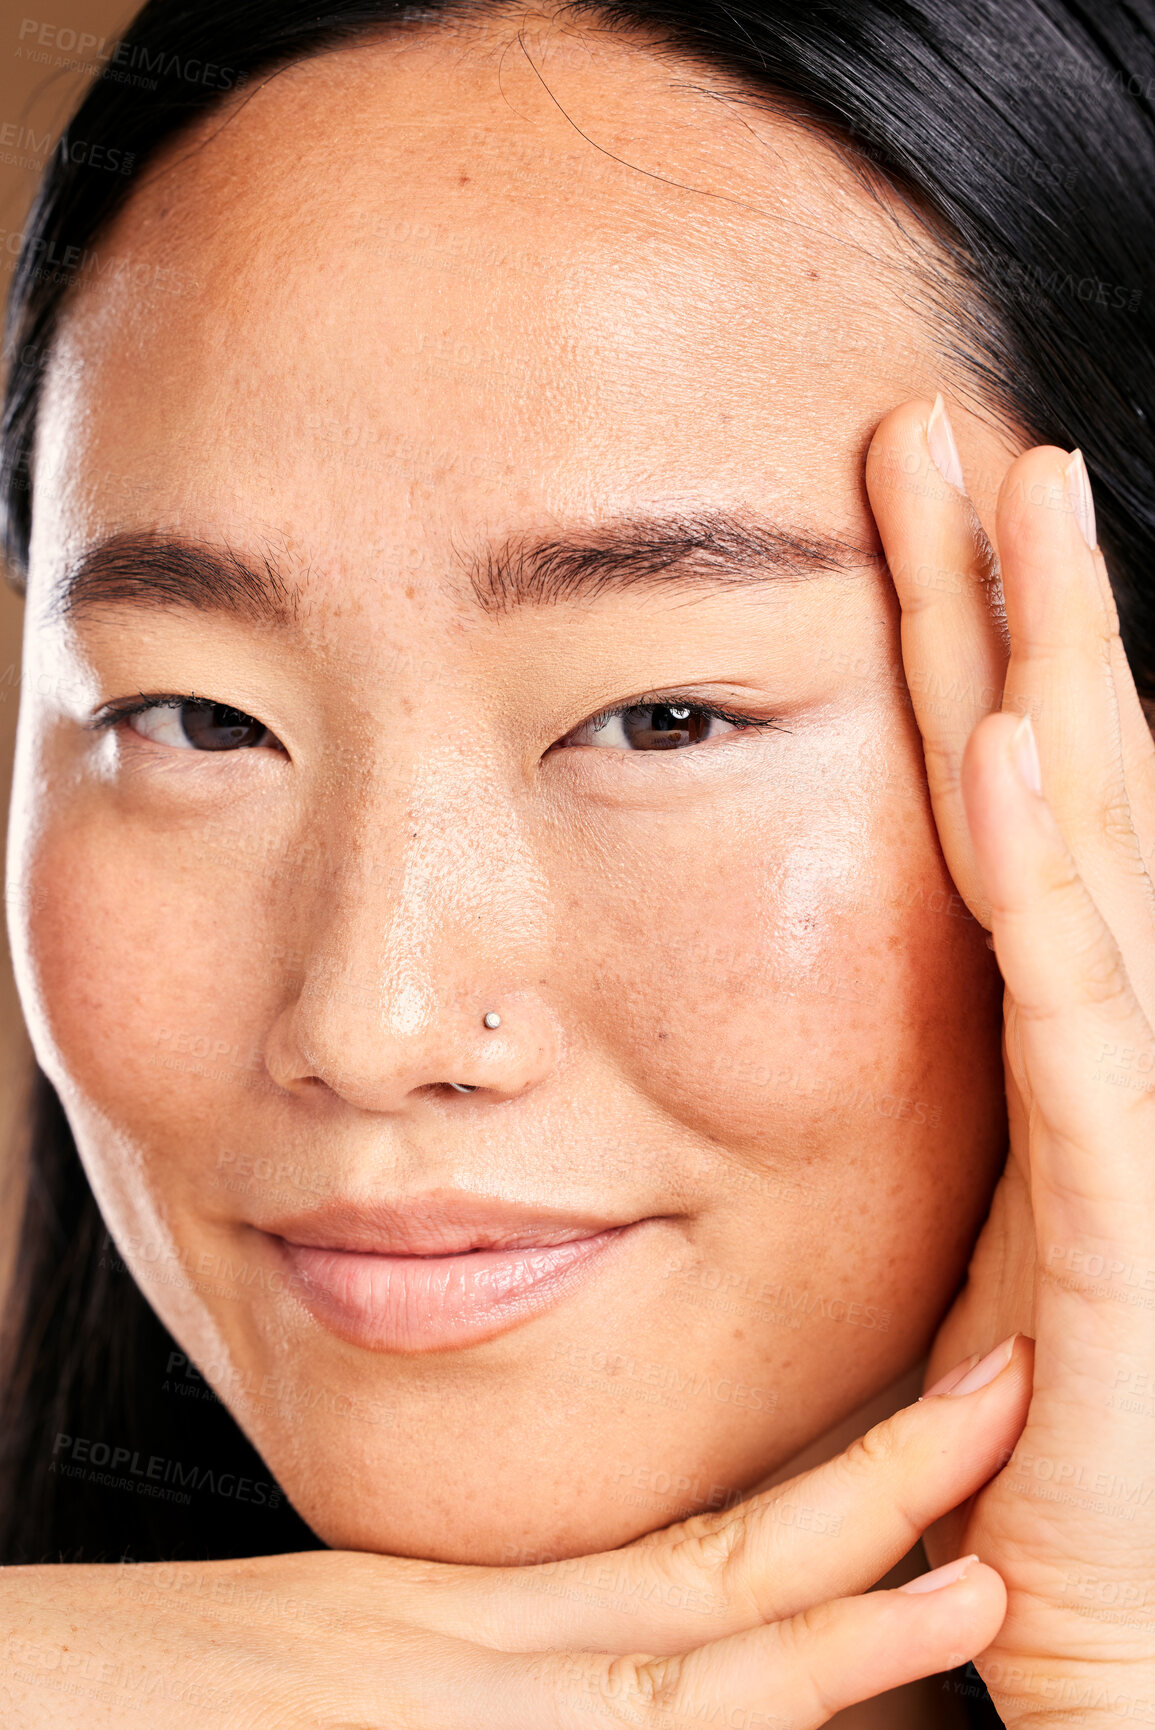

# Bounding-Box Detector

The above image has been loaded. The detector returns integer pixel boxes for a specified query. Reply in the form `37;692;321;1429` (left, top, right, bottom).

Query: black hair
0;0;1152;1648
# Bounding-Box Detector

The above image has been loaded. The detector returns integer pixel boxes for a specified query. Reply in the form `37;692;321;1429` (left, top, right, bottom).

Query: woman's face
10;14;1017;1561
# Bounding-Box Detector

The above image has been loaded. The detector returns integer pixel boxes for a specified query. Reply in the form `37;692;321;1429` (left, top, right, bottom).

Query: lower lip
277;1225;634;1352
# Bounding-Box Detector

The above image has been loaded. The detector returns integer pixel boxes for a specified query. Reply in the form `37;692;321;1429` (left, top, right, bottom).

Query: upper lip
256;1195;648;1256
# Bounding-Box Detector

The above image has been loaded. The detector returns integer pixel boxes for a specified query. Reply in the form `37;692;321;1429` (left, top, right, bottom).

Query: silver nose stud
448;1014;502;1091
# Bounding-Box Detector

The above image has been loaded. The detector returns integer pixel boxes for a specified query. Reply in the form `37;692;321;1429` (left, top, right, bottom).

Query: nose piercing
448;1014;501;1091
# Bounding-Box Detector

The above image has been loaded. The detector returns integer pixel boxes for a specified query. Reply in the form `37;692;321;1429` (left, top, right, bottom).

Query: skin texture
8;13;1020;1564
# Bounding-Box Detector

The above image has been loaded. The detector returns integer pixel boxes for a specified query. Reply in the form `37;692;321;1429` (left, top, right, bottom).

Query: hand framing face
867;395;1155;1726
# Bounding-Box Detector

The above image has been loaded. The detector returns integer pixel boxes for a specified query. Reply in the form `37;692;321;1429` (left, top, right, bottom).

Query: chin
310;1498;681;1566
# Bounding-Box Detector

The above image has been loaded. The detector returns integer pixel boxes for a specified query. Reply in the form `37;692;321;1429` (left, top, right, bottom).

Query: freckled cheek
19;813;277;1127
555;784;988;1146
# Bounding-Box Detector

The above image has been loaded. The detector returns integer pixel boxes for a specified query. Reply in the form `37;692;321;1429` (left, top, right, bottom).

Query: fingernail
927;393;966;493
920;1352;982;1400
1011;712;1042;796
900;1554;979;1595
946;1334;1019;1397
1064;448;1098;550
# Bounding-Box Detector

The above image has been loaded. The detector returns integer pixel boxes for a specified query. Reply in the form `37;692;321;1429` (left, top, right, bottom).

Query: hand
2;1363;1027;1727
867;395;1155;1726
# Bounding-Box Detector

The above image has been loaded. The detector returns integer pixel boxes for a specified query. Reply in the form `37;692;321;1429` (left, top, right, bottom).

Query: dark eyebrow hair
50;511;879;625
50;532;302;627
464;509;880;612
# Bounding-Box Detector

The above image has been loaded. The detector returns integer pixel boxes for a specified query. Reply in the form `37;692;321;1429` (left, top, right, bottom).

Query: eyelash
568;695;785;740
89;693;204;732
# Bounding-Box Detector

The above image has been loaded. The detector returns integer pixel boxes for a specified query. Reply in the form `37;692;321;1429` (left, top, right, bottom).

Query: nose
263;758;561;1112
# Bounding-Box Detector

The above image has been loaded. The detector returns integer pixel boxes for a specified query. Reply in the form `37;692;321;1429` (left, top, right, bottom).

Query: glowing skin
8;13;1019;1562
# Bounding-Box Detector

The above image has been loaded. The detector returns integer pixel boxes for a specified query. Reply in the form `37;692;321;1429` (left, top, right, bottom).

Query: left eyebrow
465;507;882;612
49;532;302;627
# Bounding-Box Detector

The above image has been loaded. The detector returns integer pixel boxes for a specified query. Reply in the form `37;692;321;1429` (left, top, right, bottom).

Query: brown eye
564;703;739;750
127;699;275;751
619;704;714;749
179;701;271;750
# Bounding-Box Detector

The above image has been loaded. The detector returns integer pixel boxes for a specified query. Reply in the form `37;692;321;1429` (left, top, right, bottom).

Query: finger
959;708;1155;1574
413;1339;1030;1654
488;1559;1007;1730
923;1139;1038;1390
865;394;1007;920
1087;510;1155;995
1085;522;1155;884
1113;629;1155;884
961;707;1155;1235
996;445;1155;1018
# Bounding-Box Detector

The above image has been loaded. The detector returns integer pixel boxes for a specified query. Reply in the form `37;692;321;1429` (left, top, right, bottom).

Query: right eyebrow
48;532;302;628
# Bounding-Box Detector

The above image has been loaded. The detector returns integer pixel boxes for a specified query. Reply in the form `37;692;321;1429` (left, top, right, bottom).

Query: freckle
658;1030;669;1040
459;172;470;185
405;585;415;600
808;268;819;279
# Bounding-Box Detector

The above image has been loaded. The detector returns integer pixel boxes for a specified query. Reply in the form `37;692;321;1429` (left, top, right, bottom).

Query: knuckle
1036;850;1084;903
840;1417;898;1480
922;741;965;803
1089;790;1144;859
594;1651;685;1725
1062;921;1133;1009
1075;953;1131;1010
773;1604;844;1722
659;1505;747;1588
776;1596;837;1666
823;1415;926;1539
1009;860;1135;1014
799;1597;841;1645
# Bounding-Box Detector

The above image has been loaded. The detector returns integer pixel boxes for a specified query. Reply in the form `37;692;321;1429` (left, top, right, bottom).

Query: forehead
34;16;940;572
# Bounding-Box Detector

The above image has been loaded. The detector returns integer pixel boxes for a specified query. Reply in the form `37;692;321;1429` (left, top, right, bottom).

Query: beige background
0;1;136;1276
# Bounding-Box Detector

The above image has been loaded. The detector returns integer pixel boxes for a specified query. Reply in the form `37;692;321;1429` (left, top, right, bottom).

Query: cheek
16;801;279;1179
557;731;1005;1186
